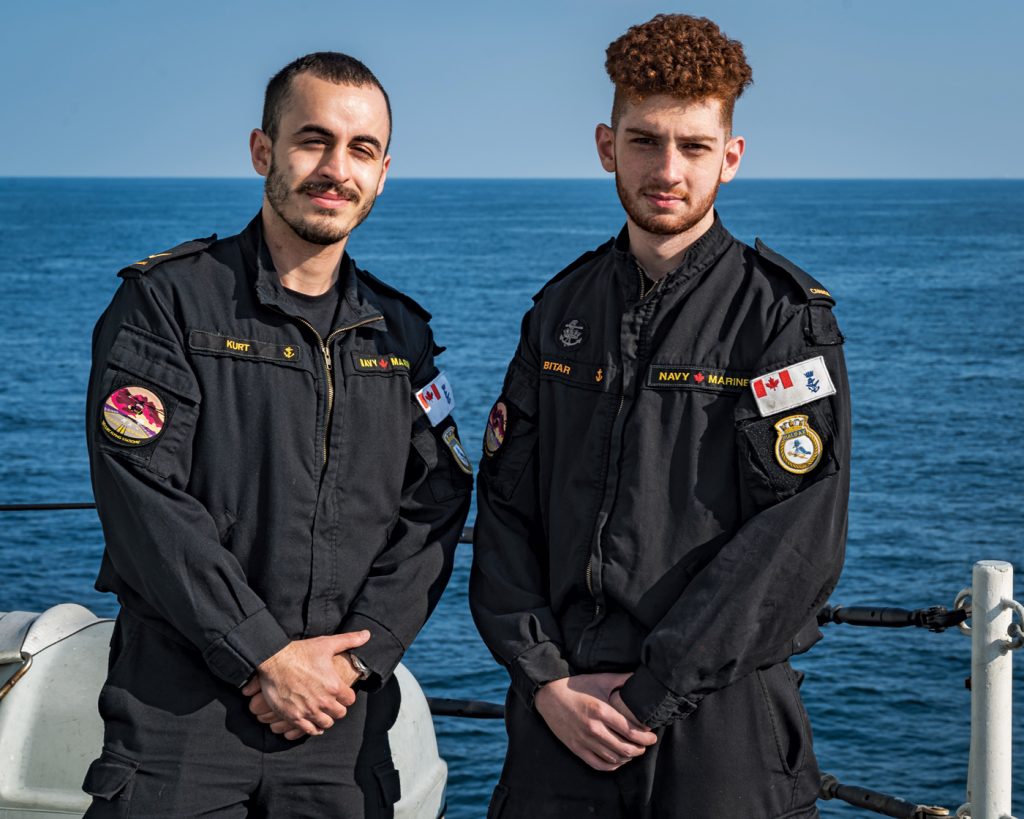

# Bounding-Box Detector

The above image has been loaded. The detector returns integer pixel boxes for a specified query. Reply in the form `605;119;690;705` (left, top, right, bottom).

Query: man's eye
682;144;709;152
632;138;656;146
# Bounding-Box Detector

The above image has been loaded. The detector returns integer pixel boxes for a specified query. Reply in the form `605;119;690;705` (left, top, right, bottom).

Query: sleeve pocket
503;357;538;418
737;398;840;506
479;356;539;503
93;325;200;479
82;748;138;803
480;400;536;504
107;324;201;403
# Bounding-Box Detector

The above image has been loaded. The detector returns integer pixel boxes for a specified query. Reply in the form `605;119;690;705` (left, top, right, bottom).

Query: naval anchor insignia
773;414;823;474
558;319;588;349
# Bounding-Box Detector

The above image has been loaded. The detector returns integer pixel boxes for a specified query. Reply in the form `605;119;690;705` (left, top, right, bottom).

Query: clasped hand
241;630;370;741
535;672;658;771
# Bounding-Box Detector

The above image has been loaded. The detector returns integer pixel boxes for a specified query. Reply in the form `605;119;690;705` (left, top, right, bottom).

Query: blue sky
2;0;1021;178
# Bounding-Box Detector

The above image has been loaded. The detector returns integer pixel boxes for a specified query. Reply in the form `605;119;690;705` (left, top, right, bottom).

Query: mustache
641;189;688;200
298;181;359;202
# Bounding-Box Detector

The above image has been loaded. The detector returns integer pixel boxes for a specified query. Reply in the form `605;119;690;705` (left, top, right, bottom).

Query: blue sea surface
1;178;1022;817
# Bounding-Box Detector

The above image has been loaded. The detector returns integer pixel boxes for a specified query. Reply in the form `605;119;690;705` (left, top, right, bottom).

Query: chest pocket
334;348;416;472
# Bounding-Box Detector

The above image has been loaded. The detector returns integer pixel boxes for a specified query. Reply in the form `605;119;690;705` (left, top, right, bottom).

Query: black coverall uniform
83;216;471;817
471;216;849;819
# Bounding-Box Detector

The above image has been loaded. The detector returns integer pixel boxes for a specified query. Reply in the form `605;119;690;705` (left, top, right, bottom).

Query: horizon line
2;175;1022;182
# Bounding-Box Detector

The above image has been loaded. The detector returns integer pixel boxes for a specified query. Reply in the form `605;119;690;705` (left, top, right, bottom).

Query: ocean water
1;177;1022;818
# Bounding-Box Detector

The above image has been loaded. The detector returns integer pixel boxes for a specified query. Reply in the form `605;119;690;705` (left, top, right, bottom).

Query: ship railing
2;506;1020;819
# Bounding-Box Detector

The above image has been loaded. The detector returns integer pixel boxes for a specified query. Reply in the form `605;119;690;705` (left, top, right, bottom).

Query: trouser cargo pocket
82;747;138;816
371;758;402;812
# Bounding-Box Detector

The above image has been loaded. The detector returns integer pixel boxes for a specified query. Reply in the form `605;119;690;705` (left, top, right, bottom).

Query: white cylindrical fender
391;663;447;819
0;607;446;819
0;605;110;818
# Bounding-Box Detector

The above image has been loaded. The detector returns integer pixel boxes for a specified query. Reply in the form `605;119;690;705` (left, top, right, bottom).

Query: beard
264;158;377;246
615;173;720;236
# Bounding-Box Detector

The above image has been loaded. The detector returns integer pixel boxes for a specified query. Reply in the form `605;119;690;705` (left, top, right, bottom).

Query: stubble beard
616;173;720;236
264;157;377;246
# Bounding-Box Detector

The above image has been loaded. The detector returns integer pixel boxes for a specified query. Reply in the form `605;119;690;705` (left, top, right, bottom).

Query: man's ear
720;135;745;184
250;129;272;177
376;154;391;197
595;123;616;174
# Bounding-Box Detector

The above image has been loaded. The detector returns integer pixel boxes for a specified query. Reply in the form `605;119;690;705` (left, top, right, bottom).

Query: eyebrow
294;124;334;138
624;127;718;143
351;134;383;152
293;124;383;152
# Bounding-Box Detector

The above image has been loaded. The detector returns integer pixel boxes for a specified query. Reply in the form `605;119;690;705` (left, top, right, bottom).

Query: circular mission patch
101;385;167;446
483;401;508;457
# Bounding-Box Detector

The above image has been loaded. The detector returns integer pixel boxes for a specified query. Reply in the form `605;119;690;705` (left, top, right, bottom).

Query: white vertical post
968;560;1014;819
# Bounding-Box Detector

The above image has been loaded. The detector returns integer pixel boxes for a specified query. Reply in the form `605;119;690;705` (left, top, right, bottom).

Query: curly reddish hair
605;14;753;128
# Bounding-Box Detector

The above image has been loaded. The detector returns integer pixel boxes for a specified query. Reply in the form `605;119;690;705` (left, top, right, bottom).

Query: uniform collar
612;211;734;301
240;214;388;332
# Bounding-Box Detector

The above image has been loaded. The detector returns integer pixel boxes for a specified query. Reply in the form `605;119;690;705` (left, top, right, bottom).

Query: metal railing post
968;560;1015;819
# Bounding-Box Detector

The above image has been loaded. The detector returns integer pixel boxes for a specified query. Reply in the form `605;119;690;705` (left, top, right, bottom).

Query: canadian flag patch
415;371;455;426
750;355;835;417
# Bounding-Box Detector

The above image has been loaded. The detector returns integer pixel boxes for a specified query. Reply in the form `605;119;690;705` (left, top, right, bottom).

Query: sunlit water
1;178;1021;817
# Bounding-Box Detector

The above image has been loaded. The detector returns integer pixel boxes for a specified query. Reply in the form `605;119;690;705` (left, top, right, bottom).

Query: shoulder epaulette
356;267;432;322
119;235;217;278
754;238;835;306
532;237;616;303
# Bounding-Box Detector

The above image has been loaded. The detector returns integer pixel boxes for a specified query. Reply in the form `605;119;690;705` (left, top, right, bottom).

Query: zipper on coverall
293;315;383;466
581;270;664;634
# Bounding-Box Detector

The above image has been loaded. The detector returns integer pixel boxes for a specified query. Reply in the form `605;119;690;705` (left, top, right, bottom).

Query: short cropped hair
605;14;752;128
262;52;392;149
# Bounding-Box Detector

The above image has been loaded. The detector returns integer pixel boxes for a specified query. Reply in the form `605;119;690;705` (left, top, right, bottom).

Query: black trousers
83;611;402;818
488;662;821;819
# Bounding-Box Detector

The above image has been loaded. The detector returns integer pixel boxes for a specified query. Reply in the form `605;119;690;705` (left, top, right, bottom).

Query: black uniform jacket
470;216;850;729
87;215;471;690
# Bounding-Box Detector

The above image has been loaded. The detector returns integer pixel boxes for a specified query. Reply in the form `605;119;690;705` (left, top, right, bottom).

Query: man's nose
652;145;685;186
318;145;352;184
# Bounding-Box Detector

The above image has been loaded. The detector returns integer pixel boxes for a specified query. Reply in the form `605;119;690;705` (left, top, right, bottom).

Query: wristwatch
348;652;371;681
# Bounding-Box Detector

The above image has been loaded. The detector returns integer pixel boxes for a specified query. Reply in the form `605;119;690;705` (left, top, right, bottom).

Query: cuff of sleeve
619;665;699;729
202;607;290;688
510;641;572;710
339;612;405;692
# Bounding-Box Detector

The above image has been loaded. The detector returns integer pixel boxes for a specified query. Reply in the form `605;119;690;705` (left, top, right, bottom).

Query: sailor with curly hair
471;14;850;818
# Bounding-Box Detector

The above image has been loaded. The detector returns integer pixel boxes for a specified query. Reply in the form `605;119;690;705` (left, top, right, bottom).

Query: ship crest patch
773;414;823;474
442;426;473;475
